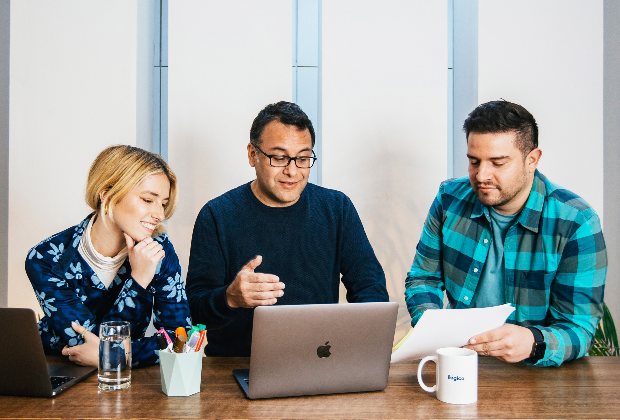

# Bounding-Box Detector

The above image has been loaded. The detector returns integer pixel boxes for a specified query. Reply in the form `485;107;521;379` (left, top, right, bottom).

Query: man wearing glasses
186;101;389;357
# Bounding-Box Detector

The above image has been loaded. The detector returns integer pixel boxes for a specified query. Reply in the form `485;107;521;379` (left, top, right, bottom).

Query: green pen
188;326;199;339
197;324;206;331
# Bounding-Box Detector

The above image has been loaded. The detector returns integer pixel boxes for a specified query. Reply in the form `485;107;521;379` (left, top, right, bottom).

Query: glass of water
98;321;131;391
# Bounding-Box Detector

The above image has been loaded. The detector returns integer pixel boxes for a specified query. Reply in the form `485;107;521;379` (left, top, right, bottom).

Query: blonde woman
25;145;190;367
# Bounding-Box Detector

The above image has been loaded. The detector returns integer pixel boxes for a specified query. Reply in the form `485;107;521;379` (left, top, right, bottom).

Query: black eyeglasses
254;145;317;168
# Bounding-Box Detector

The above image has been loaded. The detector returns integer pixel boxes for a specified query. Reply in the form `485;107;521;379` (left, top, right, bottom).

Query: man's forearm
404;275;444;325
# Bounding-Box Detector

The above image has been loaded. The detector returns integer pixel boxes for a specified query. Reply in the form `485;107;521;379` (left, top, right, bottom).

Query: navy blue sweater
185;182;389;356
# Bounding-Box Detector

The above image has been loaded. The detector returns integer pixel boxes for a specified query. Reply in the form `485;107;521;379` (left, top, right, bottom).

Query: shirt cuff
126;277;152;302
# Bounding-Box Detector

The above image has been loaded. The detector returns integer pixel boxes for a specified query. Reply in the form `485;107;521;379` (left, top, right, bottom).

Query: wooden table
1;356;619;419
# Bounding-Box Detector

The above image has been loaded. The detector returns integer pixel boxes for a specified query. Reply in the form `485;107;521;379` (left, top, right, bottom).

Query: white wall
479;0;615;328
478;0;604;219
166;0;292;278
168;1;448;346
322;0;448;343
8;1;143;312
5;0;614;338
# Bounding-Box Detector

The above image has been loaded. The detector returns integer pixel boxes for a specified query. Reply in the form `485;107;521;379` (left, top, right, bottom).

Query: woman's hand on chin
124;233;165;289
61;322;99;367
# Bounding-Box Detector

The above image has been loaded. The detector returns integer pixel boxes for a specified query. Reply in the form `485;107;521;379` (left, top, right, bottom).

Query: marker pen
183;332;199;353
195;330;206;352
187;326;199;340
157;328;173;345
155;333;168;350
175;327;187;339
172;335;186;353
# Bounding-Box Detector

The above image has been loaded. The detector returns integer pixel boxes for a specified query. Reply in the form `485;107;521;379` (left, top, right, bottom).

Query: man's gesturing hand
463;324;535;363
226;255;285;309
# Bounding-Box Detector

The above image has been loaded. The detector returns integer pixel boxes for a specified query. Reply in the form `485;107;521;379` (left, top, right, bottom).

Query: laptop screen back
247;302;398;399
0;308;96;397
0;308;56;397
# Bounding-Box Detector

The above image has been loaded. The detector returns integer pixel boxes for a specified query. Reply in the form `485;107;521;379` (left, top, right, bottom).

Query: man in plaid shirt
405;100;607;367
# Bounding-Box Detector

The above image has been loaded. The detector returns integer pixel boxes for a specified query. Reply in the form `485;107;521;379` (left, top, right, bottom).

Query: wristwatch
526;327;546;362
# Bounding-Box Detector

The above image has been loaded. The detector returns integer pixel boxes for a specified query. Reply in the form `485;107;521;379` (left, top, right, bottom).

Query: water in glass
98;322;131;391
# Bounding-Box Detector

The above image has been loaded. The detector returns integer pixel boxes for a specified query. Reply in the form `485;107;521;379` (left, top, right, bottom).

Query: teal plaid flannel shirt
405;170;607;367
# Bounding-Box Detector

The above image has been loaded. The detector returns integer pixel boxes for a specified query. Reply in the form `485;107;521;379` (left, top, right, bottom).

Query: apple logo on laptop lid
317;342;331;358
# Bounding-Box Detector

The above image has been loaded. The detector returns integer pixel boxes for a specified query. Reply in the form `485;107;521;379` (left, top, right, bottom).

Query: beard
473;170;530;209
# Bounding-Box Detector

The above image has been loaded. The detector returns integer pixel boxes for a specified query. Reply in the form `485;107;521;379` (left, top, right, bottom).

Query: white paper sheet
390;303;516;363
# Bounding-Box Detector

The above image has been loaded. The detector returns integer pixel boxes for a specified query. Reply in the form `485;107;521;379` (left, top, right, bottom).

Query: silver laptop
0;308;96;397
233;301;398;399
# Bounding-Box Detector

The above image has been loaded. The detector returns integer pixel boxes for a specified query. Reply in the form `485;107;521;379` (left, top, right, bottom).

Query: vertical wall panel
322;0;448;343
452;0;478;178
167;1;292;279
0;0;9;307
604;0;620;337
293;0;321;186
296;67;319;123
478;0;604;219
152;0;168;159
8;1;140;312
160;66;169;161
136;0;156;152
296;0;320;67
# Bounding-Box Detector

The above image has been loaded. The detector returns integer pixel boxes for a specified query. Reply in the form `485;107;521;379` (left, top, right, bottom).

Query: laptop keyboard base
50;376;74;390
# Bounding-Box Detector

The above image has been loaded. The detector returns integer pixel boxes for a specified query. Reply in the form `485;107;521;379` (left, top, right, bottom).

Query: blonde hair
85;145;177;237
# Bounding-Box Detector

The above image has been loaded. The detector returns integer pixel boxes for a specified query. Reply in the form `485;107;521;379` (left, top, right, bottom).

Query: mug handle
417;355;437;393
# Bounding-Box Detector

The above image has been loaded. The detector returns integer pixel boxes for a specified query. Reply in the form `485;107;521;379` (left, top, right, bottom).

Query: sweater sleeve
339;196;389;303
186;205;238;329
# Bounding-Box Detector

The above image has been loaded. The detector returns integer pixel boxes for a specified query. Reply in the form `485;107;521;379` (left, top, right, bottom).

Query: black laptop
0;308;96;397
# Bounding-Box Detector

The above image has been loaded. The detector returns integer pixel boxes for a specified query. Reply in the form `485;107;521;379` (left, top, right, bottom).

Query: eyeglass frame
253;145;318;168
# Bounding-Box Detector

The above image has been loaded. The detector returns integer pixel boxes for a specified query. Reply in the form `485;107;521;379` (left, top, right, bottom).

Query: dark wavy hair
463;100;538;157
250;101;315;148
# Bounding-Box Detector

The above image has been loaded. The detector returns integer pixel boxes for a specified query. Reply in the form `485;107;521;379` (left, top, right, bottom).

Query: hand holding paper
464;323;536;363
391;304;516;363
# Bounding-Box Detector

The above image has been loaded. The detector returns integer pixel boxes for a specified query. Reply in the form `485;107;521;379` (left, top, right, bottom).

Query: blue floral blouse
25;215;191;367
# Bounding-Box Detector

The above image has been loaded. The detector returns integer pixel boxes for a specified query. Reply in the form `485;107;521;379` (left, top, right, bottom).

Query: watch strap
526;326;546;362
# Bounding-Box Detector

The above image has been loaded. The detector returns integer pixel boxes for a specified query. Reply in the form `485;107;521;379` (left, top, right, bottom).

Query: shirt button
464;296;469;301
484;239;489;244
473;268;479;273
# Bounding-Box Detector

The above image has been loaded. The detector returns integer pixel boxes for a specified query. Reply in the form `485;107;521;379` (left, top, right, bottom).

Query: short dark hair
463;100;538;157
250;101;315;149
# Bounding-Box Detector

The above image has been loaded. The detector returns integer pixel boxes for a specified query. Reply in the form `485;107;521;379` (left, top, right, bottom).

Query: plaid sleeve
531;210;607;367
404;189;446;326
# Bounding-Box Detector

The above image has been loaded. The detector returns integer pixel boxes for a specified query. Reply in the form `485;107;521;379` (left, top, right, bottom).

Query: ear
99;191;106;213
526;148;542;173
248;143;256;168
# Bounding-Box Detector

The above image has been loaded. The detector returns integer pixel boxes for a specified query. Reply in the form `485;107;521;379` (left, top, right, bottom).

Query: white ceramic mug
417;347;478;404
